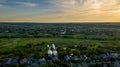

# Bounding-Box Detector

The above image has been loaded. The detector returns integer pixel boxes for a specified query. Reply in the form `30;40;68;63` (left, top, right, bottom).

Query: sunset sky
0;0;120;22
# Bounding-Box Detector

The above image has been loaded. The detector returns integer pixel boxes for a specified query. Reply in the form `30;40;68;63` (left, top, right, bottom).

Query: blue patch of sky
0;0;63;18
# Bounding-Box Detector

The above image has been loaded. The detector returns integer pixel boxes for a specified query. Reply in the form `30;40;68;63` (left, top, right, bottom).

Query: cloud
49;0;119;10
15;2;37;7
27;0;120;22
0;4;3;7
0;0;6;3
48;0;120;15
0;0;6;7
1;0;120;22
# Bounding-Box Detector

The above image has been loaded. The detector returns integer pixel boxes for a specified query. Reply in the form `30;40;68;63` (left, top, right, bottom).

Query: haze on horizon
0;0;120;22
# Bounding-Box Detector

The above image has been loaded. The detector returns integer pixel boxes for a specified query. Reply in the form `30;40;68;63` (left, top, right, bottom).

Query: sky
0;0;120;22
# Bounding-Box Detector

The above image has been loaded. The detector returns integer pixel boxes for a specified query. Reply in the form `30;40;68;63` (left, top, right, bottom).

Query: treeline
0;23;120;39
0;33;120;41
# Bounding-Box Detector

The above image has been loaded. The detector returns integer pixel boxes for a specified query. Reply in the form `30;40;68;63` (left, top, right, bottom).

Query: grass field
0;38;119;52
0;38;120;66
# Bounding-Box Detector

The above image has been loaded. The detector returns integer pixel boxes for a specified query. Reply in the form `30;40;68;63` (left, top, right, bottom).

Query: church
47;44;58;58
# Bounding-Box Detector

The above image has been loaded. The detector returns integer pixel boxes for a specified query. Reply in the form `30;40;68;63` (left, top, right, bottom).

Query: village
0;43;120;67
0;23;120;67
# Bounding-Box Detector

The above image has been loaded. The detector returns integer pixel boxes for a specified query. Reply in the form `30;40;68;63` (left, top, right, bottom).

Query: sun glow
0;0;120;22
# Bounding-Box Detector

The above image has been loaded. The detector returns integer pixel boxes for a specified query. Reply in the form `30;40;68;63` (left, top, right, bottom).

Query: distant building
60;30;66;34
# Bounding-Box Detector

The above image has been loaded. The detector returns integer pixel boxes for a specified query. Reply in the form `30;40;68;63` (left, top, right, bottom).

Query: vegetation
0;23;120;66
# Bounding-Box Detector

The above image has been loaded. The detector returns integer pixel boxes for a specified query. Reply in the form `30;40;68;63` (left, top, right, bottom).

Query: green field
0;38;120;52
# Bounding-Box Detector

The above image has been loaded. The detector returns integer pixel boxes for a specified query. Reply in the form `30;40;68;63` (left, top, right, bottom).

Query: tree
73;50;80;56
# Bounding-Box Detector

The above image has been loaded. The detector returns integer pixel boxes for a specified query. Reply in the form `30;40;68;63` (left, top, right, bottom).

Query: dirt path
0;38;20;48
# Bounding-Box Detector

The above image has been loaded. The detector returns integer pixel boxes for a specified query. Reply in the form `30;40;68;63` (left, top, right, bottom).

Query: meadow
0;37;120;52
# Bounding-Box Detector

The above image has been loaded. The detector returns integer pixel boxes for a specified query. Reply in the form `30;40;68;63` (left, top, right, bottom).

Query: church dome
53;50;58;56
48;50;53;55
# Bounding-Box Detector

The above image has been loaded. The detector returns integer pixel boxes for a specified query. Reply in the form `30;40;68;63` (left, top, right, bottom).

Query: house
52;56;58;61
27;57;34;64
99;54;108;60
38;58;46;64
82;62;88;67
72;56;78;61
64;55;70;62
4;58;12;65
103;64;108;67
12;58;19;63
81;55;87;62
114;61;120;67
70;62;74;67
110;53;119;58
20;58;28;65
76;63;82;67
31;62;38;67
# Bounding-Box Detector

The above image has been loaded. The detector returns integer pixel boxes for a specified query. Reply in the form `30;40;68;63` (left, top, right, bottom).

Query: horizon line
0;21;120;24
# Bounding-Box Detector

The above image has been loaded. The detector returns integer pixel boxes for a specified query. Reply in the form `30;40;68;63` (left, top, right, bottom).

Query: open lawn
0;38;120;52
